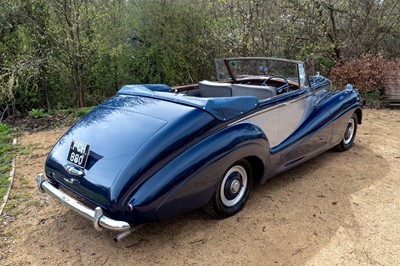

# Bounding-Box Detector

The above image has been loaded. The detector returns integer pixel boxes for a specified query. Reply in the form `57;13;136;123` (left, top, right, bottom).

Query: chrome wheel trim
343;118;355;145
220;165;248;207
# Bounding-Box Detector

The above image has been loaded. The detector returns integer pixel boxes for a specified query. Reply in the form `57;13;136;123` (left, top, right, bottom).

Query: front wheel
334;113;358;152
204;159;253;218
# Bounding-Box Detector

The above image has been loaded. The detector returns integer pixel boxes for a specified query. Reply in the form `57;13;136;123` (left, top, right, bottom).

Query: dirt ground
1;109;399;265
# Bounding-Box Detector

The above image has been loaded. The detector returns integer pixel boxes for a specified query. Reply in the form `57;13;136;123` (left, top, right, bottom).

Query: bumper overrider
36;173;130;232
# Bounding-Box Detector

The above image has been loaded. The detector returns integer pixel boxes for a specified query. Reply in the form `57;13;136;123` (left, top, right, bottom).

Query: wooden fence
384;60;400;106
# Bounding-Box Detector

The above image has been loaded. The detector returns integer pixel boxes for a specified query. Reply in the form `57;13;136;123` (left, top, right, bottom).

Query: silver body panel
235;92;313;148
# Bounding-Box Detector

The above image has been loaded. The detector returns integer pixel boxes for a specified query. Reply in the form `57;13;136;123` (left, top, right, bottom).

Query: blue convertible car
37;57;362;240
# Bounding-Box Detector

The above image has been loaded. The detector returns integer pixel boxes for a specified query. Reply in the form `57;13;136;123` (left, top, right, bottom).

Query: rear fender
125;123;269;223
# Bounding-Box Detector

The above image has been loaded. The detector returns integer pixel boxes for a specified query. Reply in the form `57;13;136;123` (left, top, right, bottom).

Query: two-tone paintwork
43;68;362;226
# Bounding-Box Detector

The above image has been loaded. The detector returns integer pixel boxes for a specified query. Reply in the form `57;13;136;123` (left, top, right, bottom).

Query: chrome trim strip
37;174;130;231
288;93;310;104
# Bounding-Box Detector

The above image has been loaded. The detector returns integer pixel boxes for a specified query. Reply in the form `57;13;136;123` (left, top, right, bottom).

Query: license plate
67;140;91;168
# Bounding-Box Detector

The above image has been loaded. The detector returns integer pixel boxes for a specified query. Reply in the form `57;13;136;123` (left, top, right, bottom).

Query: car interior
176;78;299;101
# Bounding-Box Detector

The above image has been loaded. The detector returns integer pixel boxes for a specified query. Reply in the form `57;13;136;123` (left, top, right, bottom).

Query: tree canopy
1;0;399;115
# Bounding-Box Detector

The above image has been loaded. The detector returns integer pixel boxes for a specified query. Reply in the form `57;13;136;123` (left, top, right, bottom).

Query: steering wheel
261;75;290;94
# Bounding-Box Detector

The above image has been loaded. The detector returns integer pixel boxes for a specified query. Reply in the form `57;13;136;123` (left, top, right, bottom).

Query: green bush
364;87;386;108
28;108;48;119
0;123;13;134
75;107;94;118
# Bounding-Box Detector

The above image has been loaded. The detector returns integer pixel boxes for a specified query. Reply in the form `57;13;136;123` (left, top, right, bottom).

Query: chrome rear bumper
36;173;130;232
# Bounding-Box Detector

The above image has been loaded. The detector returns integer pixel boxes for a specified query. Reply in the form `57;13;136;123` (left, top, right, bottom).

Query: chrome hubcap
220;165;247;207
230;180;241;194
344;118;355;145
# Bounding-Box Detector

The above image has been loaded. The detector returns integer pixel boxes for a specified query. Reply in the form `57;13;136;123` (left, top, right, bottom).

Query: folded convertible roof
117;84;259;121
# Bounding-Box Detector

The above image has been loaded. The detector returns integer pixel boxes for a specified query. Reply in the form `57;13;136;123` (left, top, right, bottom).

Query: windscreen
215;58;301;84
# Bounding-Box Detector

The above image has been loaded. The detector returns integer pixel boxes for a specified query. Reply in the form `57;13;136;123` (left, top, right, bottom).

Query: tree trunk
74;63;85;108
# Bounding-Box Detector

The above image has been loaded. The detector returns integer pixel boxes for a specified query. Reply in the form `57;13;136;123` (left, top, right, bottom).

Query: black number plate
67;140;91;168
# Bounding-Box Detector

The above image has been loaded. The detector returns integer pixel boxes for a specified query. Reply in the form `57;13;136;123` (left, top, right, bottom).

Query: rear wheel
334;113;358;152
204;159;253;218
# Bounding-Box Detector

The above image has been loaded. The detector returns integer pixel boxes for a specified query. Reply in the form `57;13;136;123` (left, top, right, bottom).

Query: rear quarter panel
124;123;269;223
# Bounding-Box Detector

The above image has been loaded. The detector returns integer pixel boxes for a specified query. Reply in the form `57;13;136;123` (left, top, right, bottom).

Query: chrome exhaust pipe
114;230;131;242
114;224;143;242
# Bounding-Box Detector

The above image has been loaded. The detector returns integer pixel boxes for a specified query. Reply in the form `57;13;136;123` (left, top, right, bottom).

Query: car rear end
38;92;217;233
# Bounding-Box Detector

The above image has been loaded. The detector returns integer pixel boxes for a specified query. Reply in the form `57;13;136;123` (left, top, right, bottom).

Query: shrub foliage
329;54;387;95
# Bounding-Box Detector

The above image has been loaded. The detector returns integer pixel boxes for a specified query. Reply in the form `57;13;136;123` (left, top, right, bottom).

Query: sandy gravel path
0;109;399;265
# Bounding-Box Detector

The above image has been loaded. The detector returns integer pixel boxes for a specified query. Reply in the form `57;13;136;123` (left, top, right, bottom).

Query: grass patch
0;124;16;202
17;143;36;155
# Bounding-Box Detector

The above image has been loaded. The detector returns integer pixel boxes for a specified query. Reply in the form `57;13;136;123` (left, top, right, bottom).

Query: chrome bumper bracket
36;173;130;232
94;207;103;231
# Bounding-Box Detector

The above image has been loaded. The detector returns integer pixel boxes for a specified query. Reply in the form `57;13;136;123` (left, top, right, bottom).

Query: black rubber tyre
334;113;358;152
204;159;253;218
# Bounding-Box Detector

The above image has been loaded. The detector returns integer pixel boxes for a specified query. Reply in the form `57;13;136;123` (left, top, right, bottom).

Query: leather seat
199;80;232;97
231;84;276;100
